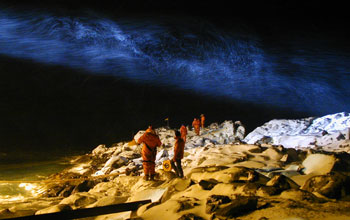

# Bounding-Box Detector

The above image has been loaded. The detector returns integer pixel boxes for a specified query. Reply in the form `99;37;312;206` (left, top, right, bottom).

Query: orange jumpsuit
200;115;205;128
173;136;185;161
137;131;162;176
171;136;185;177
192;118;201;135
180;125;187;142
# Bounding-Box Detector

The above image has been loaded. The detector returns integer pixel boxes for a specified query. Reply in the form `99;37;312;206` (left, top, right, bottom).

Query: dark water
0;2;349;162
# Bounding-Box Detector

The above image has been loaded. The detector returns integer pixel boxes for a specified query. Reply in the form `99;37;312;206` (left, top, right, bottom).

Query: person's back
138;132;161;160
171;130;185;178
137;129;162;180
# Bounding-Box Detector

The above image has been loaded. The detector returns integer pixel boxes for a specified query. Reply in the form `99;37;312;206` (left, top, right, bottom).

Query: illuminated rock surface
1;114;350;219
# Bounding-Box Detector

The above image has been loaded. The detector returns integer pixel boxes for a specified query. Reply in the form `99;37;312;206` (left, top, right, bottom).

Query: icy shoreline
1;113;350;220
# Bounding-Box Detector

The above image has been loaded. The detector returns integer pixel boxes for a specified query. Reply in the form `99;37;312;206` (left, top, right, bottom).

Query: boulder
301;172;350;199
302;154;337;175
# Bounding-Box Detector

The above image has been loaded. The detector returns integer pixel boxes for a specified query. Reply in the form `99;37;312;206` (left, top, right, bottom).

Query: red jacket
173;136;185;161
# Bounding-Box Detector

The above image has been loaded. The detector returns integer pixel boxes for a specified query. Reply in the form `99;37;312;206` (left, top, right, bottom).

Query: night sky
0;0;349;162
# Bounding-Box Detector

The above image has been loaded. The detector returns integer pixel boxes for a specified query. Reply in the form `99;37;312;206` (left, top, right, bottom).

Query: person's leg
171;160;179;177
143;162;150;180
176;159;184;178
149;162;156;180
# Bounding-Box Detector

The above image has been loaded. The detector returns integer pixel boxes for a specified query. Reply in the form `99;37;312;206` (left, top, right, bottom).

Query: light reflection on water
0;158;72;202
0;7;349;115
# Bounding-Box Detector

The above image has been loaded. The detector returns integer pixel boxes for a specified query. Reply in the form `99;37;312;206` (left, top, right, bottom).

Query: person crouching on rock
171;130;185;178
137;126;162;181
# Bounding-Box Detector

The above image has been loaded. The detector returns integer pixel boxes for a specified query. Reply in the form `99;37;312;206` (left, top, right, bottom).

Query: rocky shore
1;113;350;220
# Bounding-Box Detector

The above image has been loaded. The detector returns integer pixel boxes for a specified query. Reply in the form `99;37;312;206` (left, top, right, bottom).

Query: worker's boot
143;175;150;181
149;174;155;181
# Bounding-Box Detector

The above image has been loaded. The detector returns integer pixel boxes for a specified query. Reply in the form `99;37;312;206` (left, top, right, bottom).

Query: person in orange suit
200;114;205;129
137;126;162;180
192;118;201;135
171;130;185;178
180;125;187;142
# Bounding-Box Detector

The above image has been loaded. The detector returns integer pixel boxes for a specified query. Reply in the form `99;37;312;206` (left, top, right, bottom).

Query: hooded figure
180;125;188;142
171;130;185;178
137;127;162;180
192;118;201;135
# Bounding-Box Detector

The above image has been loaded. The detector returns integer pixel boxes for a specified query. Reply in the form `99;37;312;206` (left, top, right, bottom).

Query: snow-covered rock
244;112;350;150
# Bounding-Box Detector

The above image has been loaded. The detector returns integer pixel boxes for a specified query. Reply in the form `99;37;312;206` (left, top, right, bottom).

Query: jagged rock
301;172;350;199
178;213;205;220
35;204;72;215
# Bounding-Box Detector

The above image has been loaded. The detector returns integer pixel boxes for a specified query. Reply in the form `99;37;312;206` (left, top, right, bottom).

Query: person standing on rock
171;130;185;178
180;124;187;142
137;126;162;181
192;118;201;135
200;114;205;129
